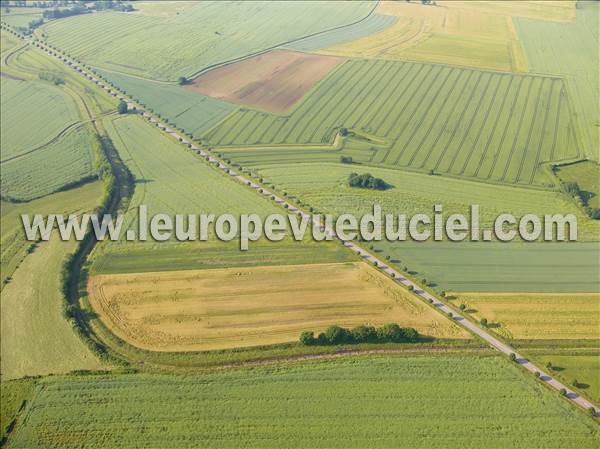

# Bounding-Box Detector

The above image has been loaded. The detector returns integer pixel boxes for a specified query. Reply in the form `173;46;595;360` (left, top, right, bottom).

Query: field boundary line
20;25;600;417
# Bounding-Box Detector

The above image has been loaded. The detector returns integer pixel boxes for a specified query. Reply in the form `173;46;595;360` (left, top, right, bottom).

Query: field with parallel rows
207;59;579;187
39;1;376;81
515;1;599;161
9;356;600;449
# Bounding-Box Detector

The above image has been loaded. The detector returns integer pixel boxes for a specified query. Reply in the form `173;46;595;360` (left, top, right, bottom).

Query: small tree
408;285;414;292
509;353;517;362
559;388;567;396
117;100;128;114
177;76;189;85
572;379;579;388
480;318;488;327
299;331;315;346
459;304;466;311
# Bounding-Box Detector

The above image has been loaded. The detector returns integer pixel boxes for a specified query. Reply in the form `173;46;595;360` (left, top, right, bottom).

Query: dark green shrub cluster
348;172;389;190
300;324;419;346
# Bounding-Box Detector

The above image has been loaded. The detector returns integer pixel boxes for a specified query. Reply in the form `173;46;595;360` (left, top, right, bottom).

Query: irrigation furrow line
423;70;483;172
223;111;257;145
515;78;554;184
482;75;531;180
374;63;430;138
406;69;474;168
472;75;520;179
548;86;565;166
363;62;415;131
334;60;394;130
359;62;408;130
290;61;365;144
452;73;499;175
276;61;363;144
431;71;485;173
390;66;455;166
239;113;269;145
305;60;376;144
498;76;541;183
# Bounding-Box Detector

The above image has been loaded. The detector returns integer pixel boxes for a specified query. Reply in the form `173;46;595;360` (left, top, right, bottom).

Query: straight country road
22;30;599;418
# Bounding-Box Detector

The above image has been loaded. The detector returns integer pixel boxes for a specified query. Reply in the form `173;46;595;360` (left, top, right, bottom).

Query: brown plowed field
185;49;344;114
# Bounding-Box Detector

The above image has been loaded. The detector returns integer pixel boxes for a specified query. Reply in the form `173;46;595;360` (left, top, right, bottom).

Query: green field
95;69;235;138
257;162;599;242
0;7;44;29
1;181;103;286
92;239;355;274
555;161;600;209
253;162;599;292
1;125;97;201
1;34;116;201
0;77;80;161
0;378;36;439
39;1;376;81
532;354;600;405
515;1;599;161
93;115;355;271
208;59;579;187
376;241;600;293
1;234;104;380
285;13;397;52
7;356;599;448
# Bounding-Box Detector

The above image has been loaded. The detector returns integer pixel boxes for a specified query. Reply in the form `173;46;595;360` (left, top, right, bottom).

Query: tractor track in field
11;25;600;418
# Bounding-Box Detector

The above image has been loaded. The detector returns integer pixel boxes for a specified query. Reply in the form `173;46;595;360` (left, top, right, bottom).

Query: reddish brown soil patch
186;49;344;114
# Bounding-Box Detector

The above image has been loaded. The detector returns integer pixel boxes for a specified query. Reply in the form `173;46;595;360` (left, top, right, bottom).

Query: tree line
299;324;419;346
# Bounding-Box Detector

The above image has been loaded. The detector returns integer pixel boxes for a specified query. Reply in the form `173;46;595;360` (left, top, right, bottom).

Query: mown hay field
456;293;600;340
321;1;528;72
89;262;468;351
207;59;579;187
39;1;376;81
186;50;344;114
9;356;600;449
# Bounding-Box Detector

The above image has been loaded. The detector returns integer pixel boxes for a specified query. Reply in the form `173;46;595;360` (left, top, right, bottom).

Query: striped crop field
206;59;580;187
39;1;376;81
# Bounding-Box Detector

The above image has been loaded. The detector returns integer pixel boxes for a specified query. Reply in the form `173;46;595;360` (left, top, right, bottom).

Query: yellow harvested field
89;262;469;351
321;1;532;72
457;292;600;340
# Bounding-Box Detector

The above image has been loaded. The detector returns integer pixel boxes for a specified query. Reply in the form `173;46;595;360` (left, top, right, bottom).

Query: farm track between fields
12;27;598;417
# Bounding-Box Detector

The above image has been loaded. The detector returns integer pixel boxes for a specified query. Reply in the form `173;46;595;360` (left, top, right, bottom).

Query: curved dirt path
23;31;600;417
